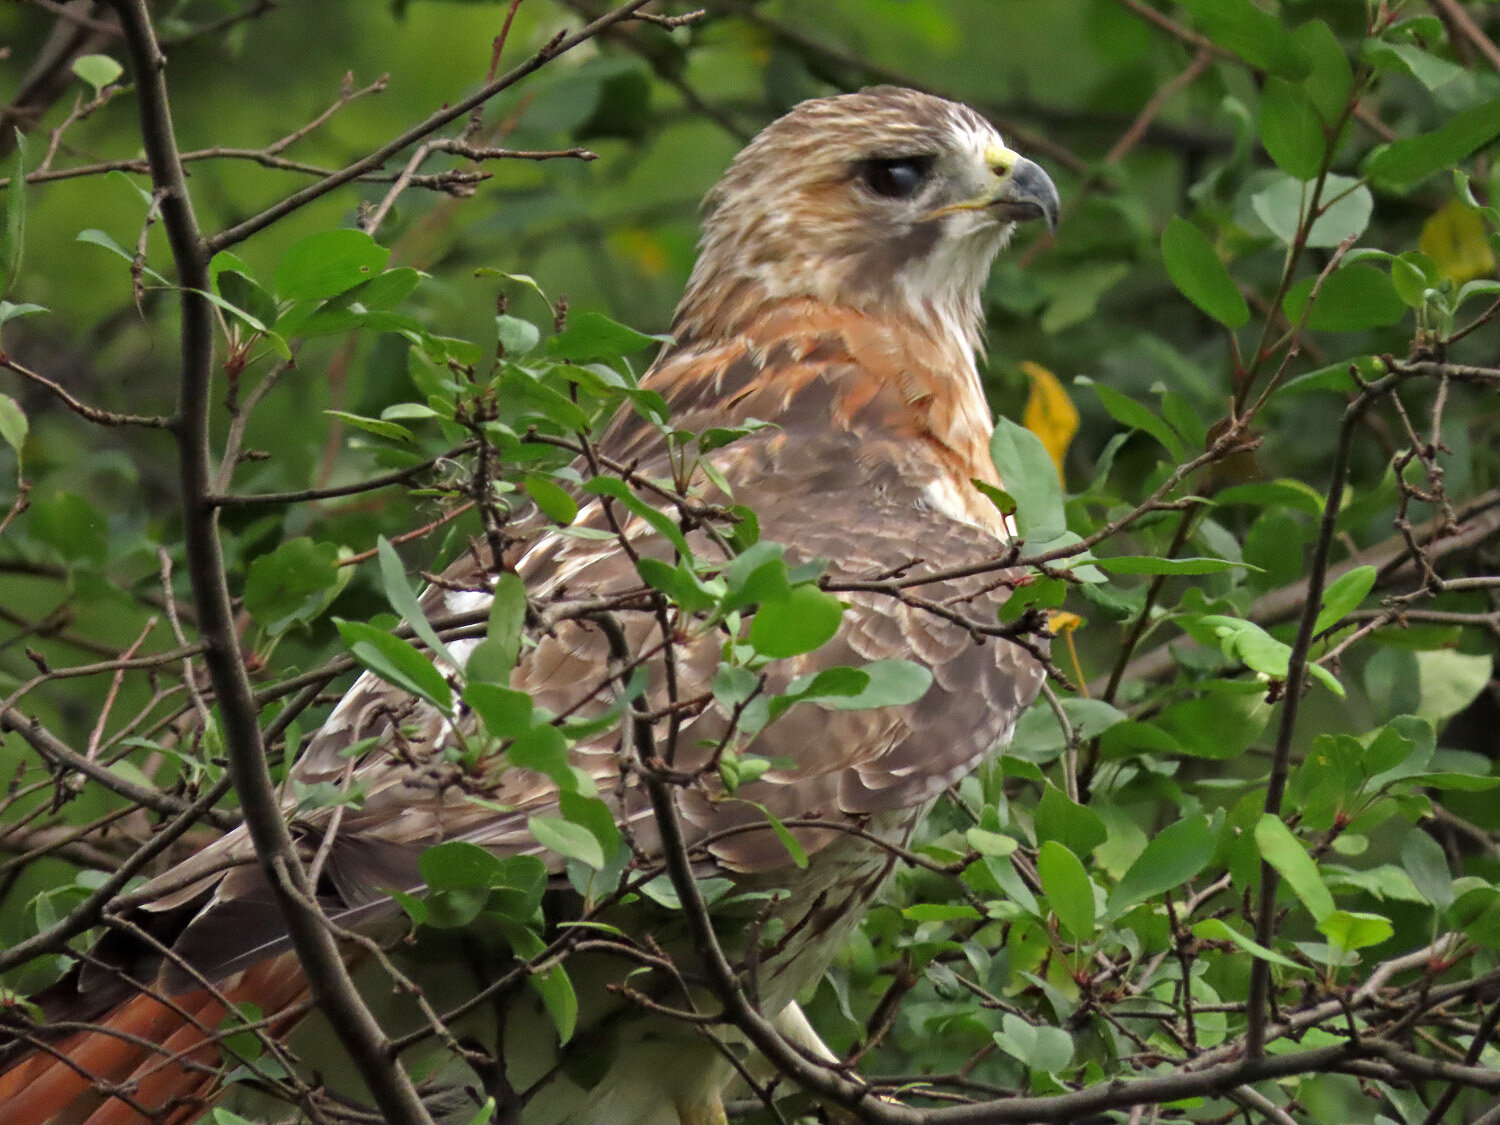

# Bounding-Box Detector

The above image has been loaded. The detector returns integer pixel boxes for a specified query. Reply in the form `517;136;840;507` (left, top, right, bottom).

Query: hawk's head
678;86;1059;350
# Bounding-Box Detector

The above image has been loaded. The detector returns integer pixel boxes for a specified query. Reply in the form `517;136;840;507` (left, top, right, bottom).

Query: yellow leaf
1047;610;1084;634
1020;361;1078;482
1419;200;1495;285
609;228;670;277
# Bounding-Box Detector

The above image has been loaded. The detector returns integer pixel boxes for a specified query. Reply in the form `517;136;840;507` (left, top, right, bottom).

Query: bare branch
207;0;661;252
105;0;435;1119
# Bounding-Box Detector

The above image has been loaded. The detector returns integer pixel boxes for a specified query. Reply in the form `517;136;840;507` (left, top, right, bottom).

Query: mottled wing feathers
152;307;1040;982
141;88;1051;983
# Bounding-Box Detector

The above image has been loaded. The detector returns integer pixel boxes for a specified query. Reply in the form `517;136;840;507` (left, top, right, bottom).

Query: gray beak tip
998;156;1060;233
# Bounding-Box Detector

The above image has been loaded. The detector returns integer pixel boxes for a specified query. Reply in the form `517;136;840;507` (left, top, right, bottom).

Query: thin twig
208;0;661;252
0;705;235;827
1431;0;1500;73
1248;369;1400;1057
106;1;435;1120
0;354;172;428
207;440;477;507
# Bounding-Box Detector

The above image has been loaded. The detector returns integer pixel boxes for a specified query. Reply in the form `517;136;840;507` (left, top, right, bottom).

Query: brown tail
0;954;310;1125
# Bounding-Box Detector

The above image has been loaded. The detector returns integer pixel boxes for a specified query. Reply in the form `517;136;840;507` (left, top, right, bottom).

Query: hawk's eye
858;156;935;200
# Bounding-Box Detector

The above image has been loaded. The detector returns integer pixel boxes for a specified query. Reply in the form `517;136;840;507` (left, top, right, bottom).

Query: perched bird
0;86;1057;1125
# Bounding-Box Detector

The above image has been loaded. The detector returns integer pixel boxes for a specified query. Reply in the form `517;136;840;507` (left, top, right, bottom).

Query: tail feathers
0;954;309;1125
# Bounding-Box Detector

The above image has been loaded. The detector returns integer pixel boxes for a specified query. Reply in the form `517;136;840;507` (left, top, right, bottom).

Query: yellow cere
985;141;1020;176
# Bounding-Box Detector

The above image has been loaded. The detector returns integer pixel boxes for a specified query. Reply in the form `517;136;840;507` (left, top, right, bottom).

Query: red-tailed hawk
0;86;1057;1125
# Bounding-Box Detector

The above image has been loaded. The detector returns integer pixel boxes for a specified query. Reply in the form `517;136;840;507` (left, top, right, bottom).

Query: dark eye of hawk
857;155;936;200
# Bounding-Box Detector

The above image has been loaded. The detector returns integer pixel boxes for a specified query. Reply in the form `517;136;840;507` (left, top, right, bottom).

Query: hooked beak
924;143;1060;232
988;154;1060;232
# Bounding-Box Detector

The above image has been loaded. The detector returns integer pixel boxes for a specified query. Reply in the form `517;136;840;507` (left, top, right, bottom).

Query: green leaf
967;827;1018;857
292;778;366;813
509;724;574;789
558;791;623;866
323;410;414;443
744;800;809;868
1414;650;1492;722
496;314;541;356
1161;217;1249;329
995;1014;1074;1074
382;403;438;422
76;228;169;285
1108;815;1214;914
1192;918;1303;969
1366;96;1500;190
71;54;123;92
529;815;606;869
825;659;932;711
698;419;775;455
418;844;545;929
187;288;288;357
0;392;26;457
1407;772;1500;792
530;963;578;1044
243;538;341;634
1185;613;1345;697
524;474;579;525
1296;21;1353;124
1313;565;1376;635
377;536;456;669
1317;909;1393;952
1036;784;1107;857
1260;78;1326;180
216;269;280;333
1361;39;1467;93
1400;829;1454;910
546;310;667;362
903;903;982;923
352;267;422;310
478;269;549;303
1010;697;1125;762
637;874;734;911
420;840;510;890
998;575;1067;624
1255;814;1335;922
722;541;790;609
1092;555;1250;576
28;491;107;563
635;557;717;613
1183;615;1285;674
0;299;46;325
1251;174;1372;248
1037;840;1096;943
1179;0;1308;77
274;228;390;301
1214;479;1327;517
712;663;761;708
1098;719;1185;760
749;584;844;658
971;478;1017;517
1283;265;1406;332
463;683;534;738
335;618;452;711
1081;378;1185;460
466;573;527;685
768;666;869;720
583;476;691;558
990;415;1067;540
2;131;26;296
